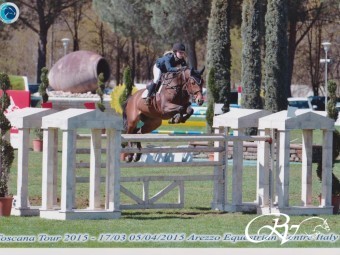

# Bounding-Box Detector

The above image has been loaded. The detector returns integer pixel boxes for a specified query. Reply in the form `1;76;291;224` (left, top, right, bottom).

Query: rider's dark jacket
156;53;187;73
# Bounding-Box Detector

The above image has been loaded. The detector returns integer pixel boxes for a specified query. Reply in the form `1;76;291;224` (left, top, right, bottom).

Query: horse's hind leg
132;141;142;162
131;131;142;162
131;118;162;162
140;118;162;134
125;124;140;163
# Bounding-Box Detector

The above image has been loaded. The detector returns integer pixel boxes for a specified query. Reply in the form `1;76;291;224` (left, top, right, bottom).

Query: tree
300;0;339;96
119;66;134;109
286;0;328;97
62;0;91;51
206;0;232;111
205;68;216;133
264;0;289;112
149;0;211;69
93;0;156;81
16;0;78;83
0;73;14;197
316;80;340;196
241;0;264;109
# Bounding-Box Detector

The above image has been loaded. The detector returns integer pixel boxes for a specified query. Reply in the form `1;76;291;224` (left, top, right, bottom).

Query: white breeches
152;64;162;84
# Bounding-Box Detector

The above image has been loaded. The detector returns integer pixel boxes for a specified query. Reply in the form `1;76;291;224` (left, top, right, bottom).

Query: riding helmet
172;43;186;52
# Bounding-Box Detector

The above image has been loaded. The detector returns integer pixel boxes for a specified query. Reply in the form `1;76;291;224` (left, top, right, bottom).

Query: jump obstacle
6;107;335;220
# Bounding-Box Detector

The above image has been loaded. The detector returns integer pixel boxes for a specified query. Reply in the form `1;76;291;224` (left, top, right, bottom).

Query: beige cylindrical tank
48;50;111;93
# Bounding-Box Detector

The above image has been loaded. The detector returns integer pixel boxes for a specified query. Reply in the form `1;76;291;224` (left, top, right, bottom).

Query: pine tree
96;73;106;112
264;0;288;112
206;0;231;112
93;0;155;80
241;0;264;109
206;68;216;133
148;0;210;69
119;66;134;109
0;73;14;197
39;67;49;103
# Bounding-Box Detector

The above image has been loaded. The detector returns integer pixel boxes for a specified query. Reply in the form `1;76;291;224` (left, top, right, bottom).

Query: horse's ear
199;66;205;75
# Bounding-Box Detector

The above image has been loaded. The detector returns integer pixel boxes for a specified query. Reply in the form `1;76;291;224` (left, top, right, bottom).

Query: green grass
2;129;340;248
9;75;26;90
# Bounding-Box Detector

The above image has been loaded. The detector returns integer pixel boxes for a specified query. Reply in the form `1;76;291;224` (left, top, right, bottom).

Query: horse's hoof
133;153;142;162
126;154;133;163
174;116;181;123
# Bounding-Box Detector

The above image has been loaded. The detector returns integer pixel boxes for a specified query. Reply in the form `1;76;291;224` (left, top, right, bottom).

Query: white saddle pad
141;86;163;99
142;90;148;99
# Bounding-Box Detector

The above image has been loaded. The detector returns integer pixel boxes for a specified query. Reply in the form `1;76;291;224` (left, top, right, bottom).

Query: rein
163;70;186;92
162;69;201;98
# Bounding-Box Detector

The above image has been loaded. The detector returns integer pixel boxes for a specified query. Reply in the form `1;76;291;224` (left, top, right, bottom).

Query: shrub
316;80;340;196
96;73;106;112
0;72;15;197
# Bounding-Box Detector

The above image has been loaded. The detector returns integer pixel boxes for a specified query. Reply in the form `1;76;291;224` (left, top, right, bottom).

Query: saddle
145;72;180;97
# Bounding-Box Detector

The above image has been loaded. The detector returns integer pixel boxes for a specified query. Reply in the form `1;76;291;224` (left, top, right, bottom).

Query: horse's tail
122;99;129;133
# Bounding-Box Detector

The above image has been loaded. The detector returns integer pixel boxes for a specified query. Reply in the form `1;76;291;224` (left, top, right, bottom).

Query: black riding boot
145;82;156;105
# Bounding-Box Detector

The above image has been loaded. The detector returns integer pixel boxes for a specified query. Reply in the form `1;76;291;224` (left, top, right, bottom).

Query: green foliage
230;28;242;85
327;80;340;195
35;67;50;140
0;112;11;133
241;0;263;110
149;0;210;41
0;73;11;91
316;80;340;196
119;66;134;110
0;72;14;197
9;75;25;90
93;0;154;43
206;0;231;106
264;0;289;112
206;68;216;133
0;92;10;109
327;80;338;121
123;66;133;96
39;67;49;103
96;73;106;112
34;128;44;140
148;0;210;67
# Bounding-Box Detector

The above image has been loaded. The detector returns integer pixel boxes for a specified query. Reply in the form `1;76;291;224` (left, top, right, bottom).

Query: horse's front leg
125;126;140;162
125;141;142;162
162;103;184;124
133;128;142;162
125;141;134;162
180;105;194;123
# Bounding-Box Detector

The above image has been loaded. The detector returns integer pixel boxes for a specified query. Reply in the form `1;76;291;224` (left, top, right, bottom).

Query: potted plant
316;80;340;214
0;73;15;216
32;67;49;152
32;128;43;152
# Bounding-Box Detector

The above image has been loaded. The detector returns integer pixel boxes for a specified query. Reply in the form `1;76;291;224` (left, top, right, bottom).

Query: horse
122;67;205;162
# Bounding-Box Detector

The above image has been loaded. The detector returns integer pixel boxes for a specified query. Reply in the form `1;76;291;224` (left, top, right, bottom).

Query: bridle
183;72;203;99
162;69;203;100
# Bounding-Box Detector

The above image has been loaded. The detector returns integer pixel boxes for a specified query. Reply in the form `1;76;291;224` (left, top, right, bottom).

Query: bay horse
122;67;205;162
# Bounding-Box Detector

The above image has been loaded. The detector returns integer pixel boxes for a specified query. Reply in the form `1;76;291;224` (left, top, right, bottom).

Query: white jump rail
75;133;271;211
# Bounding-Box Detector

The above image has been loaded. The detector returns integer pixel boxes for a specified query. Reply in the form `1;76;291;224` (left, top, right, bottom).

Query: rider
145;42;187;105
